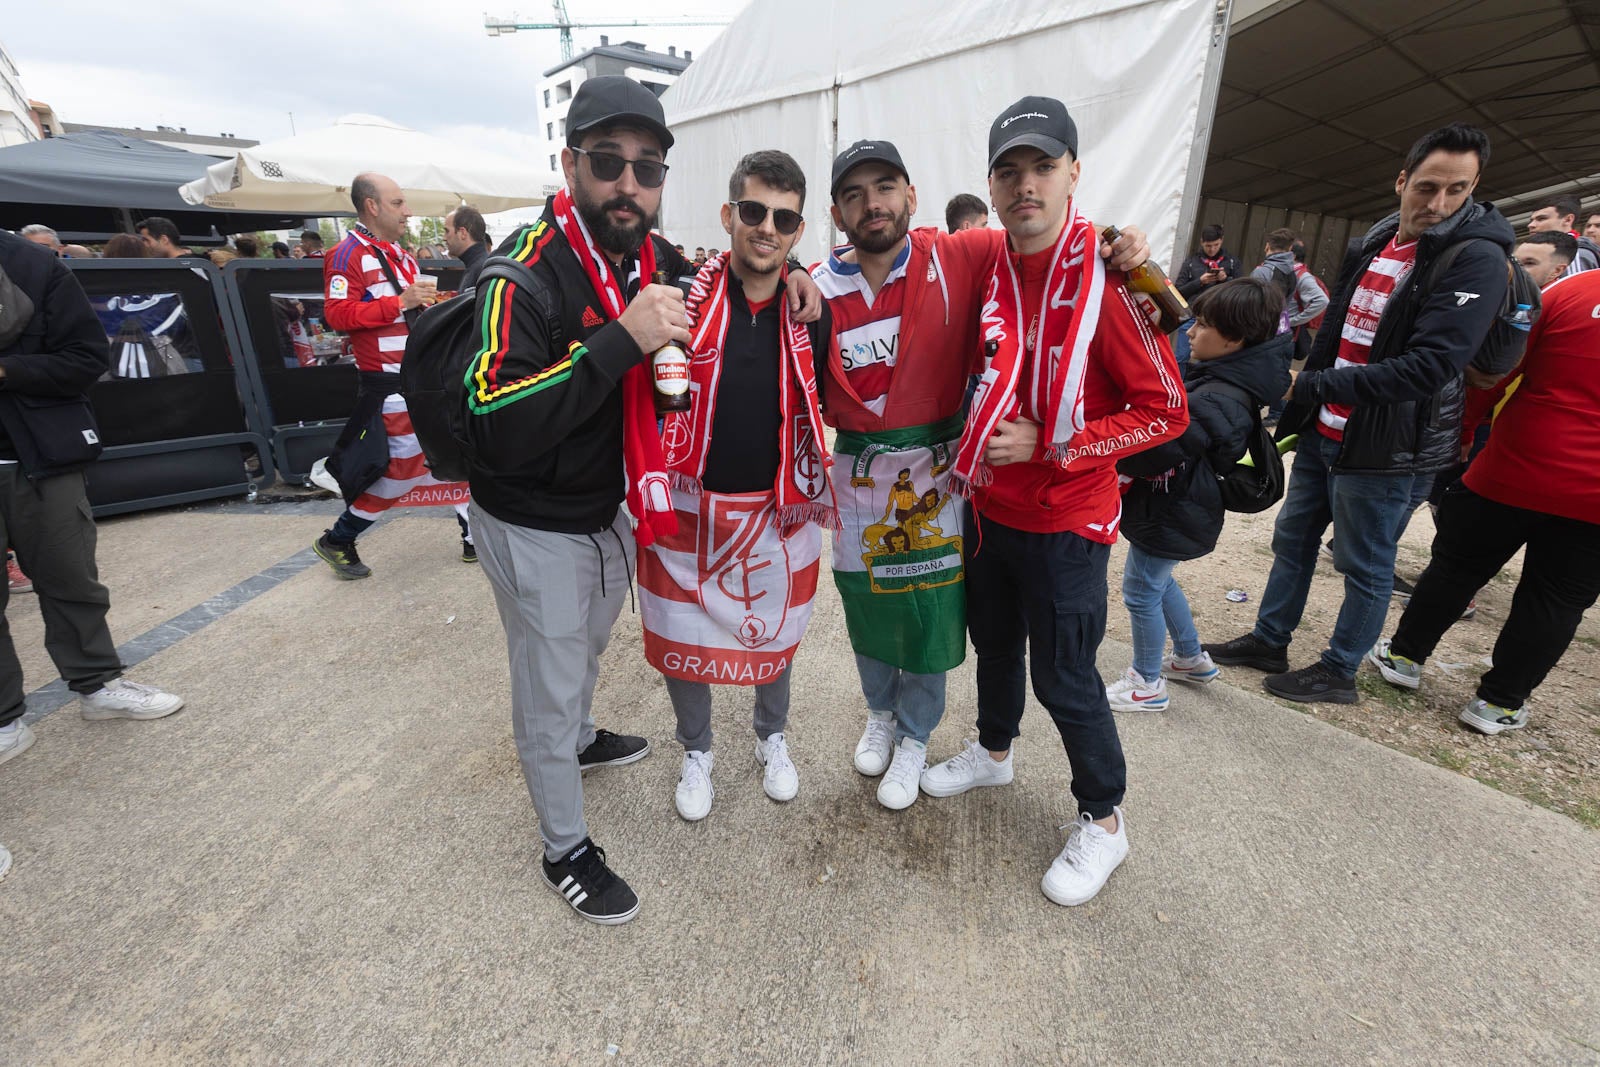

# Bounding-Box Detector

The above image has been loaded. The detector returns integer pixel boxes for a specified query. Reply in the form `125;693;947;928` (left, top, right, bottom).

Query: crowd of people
2;75;1595;917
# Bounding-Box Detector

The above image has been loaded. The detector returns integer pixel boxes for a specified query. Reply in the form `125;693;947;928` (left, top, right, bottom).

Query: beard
847;204;911;255
574;180;658;257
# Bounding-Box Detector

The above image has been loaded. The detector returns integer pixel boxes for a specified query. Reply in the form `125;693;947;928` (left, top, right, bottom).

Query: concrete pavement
1;504;1597;1064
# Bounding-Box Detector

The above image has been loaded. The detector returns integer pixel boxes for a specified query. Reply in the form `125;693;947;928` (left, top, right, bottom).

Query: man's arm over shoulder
0;258;110;395
1055;281;1189;471
1297;241;1508;408
322;244;400;332
462;273;644;468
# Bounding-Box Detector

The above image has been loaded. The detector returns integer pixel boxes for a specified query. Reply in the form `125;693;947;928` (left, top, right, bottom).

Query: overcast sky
8;0;741;164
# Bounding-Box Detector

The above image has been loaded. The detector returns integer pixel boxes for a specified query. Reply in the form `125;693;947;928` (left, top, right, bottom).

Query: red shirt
813;240;911;416
1319;237;1417;442
323;227;418;373
1464;271;1600;525
976;241;1189;540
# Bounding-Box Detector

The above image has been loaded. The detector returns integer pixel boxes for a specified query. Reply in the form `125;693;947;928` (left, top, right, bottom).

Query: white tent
660;0;1224;267
179;114;560;216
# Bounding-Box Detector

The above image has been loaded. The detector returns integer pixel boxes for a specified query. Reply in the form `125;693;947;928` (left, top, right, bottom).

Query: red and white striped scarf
662;252;838;530
951;201;1105;497
550;187;676;546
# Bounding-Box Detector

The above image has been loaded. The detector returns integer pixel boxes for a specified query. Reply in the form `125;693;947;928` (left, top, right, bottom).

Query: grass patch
1430;747;1469;772
1574;803;1600;831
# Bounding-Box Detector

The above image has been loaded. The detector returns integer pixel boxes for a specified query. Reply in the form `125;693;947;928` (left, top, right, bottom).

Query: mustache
1007;198;1045;213
601;196;645;219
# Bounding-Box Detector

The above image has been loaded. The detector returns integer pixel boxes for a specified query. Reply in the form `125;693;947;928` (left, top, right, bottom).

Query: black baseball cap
566;76;675;152
830;140;909;199
987;96;1078;172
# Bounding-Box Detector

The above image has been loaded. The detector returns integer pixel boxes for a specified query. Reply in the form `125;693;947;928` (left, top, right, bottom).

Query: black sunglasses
729;200;804;235
573;147;669;189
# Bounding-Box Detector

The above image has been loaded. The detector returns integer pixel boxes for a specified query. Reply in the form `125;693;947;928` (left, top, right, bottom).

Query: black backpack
399;256;541;483
1422;238;1542;378
1198;381;1285;514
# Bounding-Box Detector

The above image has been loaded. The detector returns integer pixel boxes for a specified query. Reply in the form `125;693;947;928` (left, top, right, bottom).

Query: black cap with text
565;76;675;152
830;140;909;199
987;96;1078;172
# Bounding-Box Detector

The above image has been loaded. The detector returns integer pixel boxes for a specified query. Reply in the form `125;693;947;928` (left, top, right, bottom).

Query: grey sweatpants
471;504;633;861
665;665;792;753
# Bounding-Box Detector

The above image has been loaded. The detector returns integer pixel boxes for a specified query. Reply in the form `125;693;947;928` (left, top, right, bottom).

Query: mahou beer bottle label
654;346;690;395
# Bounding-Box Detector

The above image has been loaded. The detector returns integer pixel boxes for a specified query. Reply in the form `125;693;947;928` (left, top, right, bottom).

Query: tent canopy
659;0;1218;266
0;131;313;241
181;114;559;217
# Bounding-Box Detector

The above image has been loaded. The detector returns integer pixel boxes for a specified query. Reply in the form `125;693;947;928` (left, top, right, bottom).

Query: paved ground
2;503;1598;1065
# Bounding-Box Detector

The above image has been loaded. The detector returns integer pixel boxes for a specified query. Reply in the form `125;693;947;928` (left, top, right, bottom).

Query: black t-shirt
699;274;831;494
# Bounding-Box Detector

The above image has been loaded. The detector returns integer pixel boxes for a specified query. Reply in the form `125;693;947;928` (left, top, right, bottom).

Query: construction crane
484;4;731;61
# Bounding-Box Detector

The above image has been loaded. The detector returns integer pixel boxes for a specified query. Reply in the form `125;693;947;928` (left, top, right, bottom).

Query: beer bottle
1101;226;1192;334
650;270;691;414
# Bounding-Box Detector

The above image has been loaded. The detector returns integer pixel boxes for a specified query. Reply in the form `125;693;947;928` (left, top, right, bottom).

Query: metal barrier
221;258;464;484
67;259;274;517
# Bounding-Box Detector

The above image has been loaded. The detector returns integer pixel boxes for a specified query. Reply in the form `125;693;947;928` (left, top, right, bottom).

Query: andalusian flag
831;416;966;674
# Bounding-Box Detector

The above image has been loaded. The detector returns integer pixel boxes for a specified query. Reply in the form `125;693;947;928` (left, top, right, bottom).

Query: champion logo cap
830;139;910;200
987;95;1079;172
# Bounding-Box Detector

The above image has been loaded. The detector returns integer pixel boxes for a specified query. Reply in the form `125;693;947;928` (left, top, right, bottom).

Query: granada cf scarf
550;188;676;546
950;201;1105;497
662;251;838;530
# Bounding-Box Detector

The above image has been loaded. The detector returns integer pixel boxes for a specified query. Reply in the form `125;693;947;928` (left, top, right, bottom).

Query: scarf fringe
1044;442;1072;465
945;465;992;502
669;470;703;495
778;502;840;532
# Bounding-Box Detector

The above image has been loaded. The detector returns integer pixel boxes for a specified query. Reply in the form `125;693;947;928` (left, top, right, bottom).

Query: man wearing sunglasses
812;139;1155;814
636;150;835;824
459;77;821;926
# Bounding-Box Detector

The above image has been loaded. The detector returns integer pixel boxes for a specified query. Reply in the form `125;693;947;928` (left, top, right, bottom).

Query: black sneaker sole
579;740;651;774
1261;675;1359;705
541;869;640;925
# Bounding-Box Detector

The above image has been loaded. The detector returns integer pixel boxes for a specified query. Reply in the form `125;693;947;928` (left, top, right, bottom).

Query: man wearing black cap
918;96;1188;908
811;137;1152;814
460;76;821;925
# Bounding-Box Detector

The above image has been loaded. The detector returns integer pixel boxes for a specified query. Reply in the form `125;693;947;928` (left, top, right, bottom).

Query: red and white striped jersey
1319;236;1417;442
811;240;911;417
324;226;418;373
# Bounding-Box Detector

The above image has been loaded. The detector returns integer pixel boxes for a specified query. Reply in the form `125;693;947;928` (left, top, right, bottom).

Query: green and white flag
831;416;966;674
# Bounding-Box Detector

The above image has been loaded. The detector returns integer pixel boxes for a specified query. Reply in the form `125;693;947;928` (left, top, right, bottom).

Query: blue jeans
1121;544;1202;681
854;654;946;744
1253;432;1417;678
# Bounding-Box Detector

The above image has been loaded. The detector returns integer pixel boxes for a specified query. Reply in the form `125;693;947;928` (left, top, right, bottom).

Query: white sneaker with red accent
1106;668;1169;712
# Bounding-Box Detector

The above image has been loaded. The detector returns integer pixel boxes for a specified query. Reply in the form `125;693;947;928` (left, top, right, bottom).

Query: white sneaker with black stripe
540;837;640;925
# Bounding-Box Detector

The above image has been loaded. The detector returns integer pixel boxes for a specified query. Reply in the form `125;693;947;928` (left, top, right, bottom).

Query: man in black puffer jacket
1108;278;1290;711
1204;123;1513;705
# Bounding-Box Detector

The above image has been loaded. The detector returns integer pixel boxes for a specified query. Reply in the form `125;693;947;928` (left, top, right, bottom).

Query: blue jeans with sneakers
1122;544;1203;682
854;654;945;745
1253;432;1418;678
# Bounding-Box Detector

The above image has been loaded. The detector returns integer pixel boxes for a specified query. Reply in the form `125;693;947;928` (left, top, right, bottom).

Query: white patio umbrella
178;114;557;216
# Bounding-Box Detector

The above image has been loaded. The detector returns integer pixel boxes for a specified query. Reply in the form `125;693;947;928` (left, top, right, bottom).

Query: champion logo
581;305;604;328
1002;111;1050;128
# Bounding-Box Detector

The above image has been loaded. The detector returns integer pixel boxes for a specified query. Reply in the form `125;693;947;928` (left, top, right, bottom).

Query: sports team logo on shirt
328;275;349;300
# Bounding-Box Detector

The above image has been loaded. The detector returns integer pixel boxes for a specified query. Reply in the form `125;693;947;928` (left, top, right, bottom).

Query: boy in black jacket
1108;278;1290;711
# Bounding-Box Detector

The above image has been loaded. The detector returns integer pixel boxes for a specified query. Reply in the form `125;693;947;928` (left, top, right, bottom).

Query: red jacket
974;270;1189;537
323;227;417;373
1464;271;1600;525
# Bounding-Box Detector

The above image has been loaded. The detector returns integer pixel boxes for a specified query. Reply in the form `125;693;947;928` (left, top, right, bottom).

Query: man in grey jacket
1254;227;1327;420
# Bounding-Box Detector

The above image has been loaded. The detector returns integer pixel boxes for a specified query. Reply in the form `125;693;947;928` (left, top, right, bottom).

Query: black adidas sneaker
577;729;650;773
541;838;640;925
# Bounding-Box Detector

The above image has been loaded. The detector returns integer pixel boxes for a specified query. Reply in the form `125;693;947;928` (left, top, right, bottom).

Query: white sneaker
0;842;10;882
919;739;1014;798
853;713;895;776
1162;651;1220;685
675;750;715;821
756;732;799;802
81;678;185;721
1041;807;1130;907
1106;668;1169;712
877;737;926;811
0;721;35;767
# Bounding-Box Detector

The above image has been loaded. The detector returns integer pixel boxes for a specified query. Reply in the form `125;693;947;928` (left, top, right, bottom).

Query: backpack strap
1421;237;1490;297
475;256;541;292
